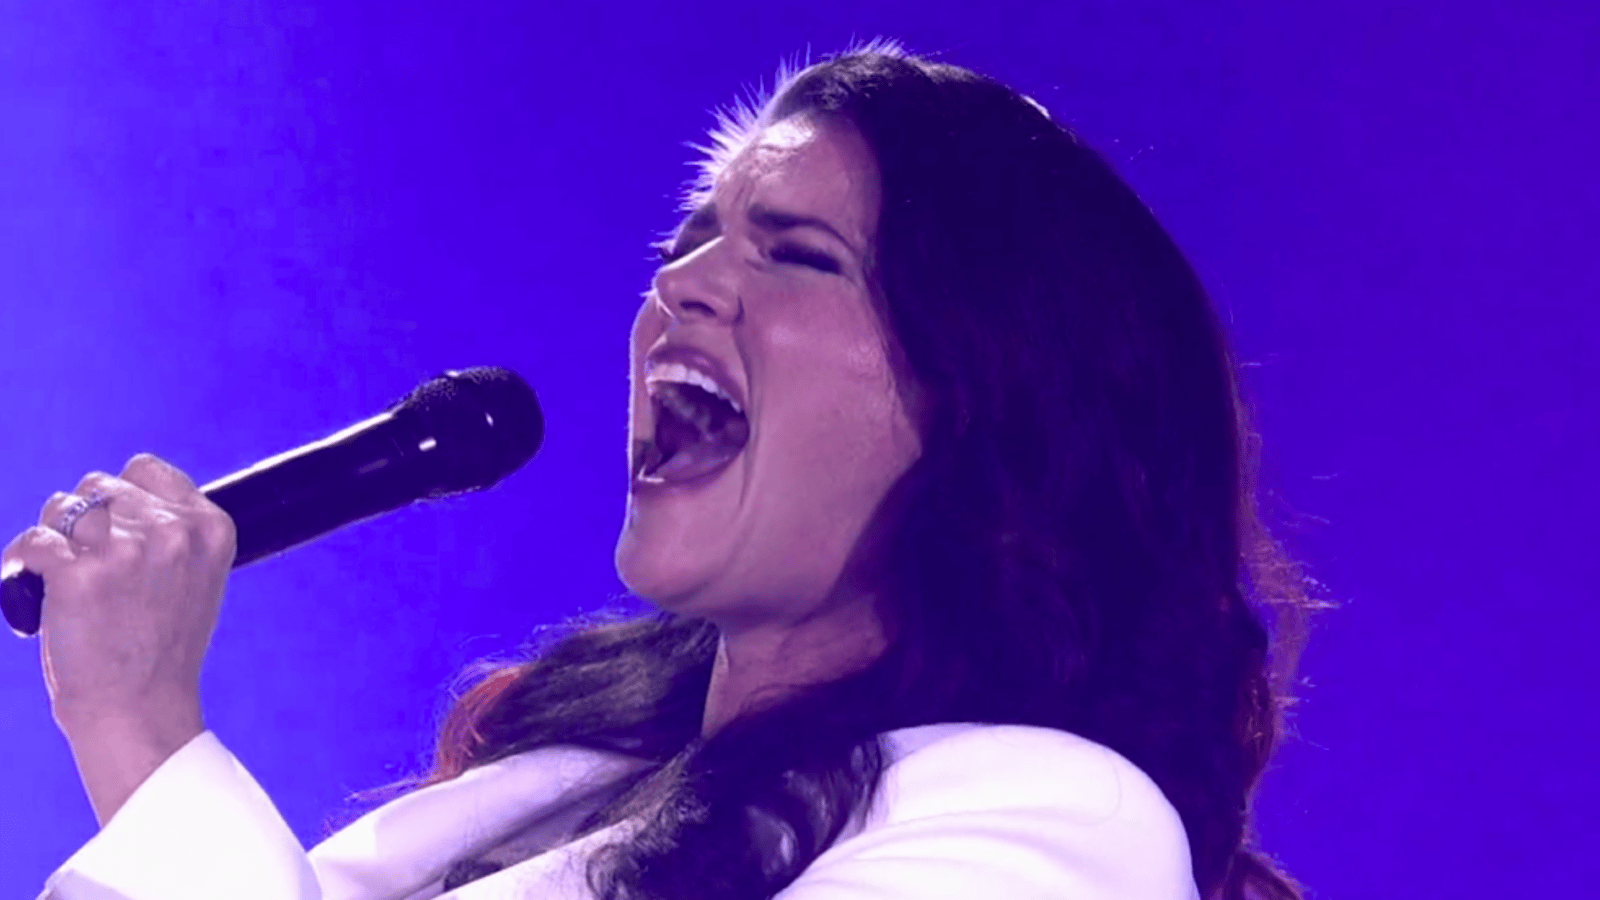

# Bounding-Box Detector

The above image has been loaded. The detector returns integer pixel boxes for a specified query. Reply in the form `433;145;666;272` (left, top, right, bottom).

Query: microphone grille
400;366;545;496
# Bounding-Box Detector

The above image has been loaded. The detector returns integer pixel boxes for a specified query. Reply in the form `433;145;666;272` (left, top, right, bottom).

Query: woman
10;45;1317;900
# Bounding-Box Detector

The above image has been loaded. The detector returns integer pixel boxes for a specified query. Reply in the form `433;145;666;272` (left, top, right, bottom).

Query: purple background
3;1;1596;896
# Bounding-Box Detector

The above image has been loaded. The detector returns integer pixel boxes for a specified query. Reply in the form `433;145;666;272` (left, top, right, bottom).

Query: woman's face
616;114;923;631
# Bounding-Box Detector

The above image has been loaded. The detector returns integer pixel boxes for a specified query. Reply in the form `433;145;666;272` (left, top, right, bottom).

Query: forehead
707;115;880;242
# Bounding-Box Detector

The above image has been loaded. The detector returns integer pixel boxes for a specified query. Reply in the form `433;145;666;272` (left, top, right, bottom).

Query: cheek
731;390;916;606
631;299;665;362
769;304;916;453
749;310;922;533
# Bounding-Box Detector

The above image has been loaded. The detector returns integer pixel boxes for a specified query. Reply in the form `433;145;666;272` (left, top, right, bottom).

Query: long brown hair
424;44;1325;900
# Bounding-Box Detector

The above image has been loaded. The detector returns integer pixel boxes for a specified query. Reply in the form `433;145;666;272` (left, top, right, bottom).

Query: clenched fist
2;453;235;824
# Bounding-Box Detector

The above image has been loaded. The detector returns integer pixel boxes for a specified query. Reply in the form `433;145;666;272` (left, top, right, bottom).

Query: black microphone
1;367;543;638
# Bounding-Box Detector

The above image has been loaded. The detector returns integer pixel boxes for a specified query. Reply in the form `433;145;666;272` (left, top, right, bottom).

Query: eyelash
770;243;842;274
654;240;686;264
654;241;840;275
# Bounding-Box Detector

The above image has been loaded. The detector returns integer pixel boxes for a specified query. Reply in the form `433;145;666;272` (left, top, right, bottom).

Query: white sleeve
37;731;320;900
774;726;1200;900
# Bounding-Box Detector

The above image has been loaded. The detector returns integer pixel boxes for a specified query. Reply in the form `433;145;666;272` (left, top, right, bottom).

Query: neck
700;597;887;737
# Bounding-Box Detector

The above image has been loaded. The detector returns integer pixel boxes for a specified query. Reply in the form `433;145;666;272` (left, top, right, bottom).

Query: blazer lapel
309;746;650;900
439;819;642;900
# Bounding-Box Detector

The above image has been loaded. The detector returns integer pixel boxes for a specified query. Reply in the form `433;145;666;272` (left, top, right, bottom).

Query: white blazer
39;723;1199;900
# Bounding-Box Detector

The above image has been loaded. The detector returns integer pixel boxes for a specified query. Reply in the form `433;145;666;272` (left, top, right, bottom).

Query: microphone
1;367;543;638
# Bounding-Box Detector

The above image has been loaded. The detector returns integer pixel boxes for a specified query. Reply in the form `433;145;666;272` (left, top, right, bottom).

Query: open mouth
634;381;750;484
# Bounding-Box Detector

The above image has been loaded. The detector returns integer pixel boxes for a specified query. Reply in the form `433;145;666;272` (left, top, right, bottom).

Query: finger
71;471;166;520
38;490;112;548
55;473;172;550
67;467;233;567
122;454;235;558
2;525;78;581
120;453;201;505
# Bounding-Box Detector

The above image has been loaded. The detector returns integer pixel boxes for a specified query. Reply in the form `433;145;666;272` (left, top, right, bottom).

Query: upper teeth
647;361;743;414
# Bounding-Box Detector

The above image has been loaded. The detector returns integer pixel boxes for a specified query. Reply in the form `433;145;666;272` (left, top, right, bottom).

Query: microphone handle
0;572;44;638
1;408;436;638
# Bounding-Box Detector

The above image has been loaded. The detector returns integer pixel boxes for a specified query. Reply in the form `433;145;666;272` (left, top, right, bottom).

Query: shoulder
878;722;1185;831
775;724;1197;900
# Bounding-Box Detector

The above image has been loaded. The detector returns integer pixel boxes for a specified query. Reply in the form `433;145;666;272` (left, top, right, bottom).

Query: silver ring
56;490;110;541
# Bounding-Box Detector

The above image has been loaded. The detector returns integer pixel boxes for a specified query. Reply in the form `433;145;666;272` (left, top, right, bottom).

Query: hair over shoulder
426;42;1325;900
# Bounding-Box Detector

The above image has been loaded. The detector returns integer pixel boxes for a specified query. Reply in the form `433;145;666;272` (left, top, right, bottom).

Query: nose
651;240;742;324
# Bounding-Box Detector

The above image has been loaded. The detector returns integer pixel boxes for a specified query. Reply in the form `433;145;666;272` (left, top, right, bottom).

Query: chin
615;520;720;613
614;527;794;624
613;446;752;615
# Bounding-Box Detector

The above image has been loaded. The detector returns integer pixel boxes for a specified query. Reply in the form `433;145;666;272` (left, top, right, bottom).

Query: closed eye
771;243;841;274
654;237;841;274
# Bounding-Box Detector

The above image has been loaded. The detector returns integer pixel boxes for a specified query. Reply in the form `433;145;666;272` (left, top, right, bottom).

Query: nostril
678;299;718;317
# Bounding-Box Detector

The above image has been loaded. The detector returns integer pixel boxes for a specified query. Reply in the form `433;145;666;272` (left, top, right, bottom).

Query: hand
2;453;235;822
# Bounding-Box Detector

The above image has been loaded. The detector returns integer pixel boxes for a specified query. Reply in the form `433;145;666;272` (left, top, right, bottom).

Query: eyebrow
678;203;861;258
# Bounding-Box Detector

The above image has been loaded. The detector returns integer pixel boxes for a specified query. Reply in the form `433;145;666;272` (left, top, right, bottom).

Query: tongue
652;436;742;483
